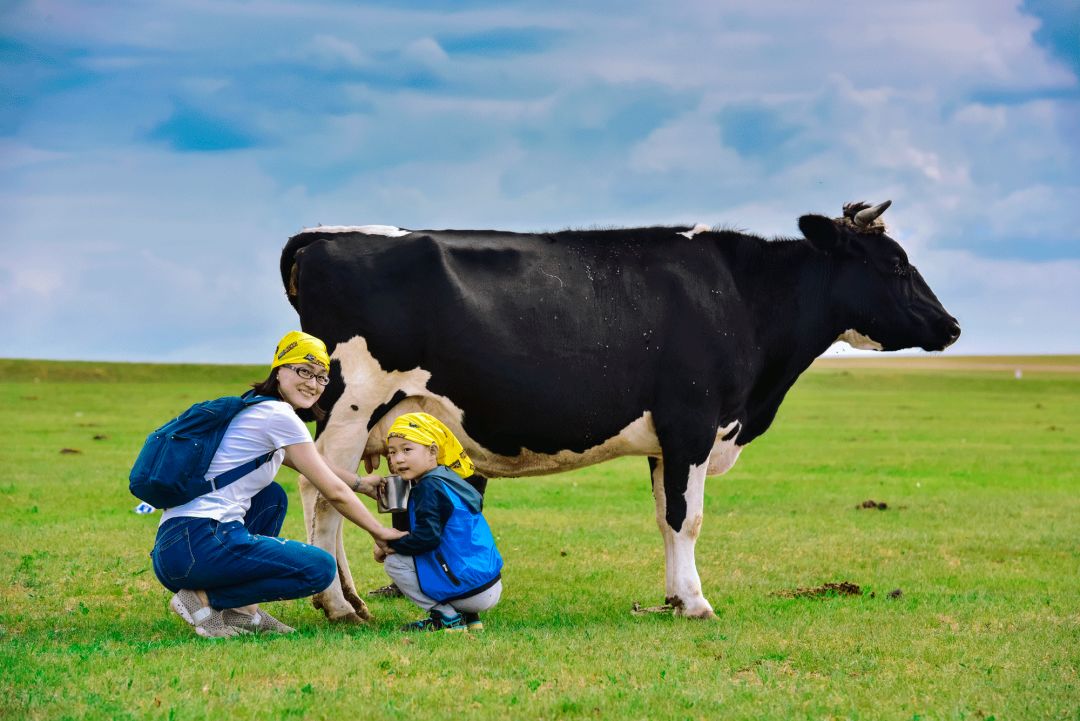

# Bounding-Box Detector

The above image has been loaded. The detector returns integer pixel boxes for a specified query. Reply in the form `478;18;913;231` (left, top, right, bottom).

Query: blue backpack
129;392;278;509
411;469;503;603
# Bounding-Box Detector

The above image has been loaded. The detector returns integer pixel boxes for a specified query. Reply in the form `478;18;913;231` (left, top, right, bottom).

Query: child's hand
373;544;387;564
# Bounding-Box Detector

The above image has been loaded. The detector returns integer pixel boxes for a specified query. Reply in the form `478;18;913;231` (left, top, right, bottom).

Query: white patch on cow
837;328;884;351
469;412;661;478
652;458;714;618
677;223;711;239
317;336;466;473
705;420;743;476
298;224;412;237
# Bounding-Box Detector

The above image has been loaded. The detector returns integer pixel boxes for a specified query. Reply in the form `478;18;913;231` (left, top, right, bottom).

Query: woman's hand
353;474;384;500
285;441;405;541
374;527;407;544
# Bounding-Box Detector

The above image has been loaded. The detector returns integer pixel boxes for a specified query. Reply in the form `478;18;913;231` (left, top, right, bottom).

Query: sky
2;0;1078;363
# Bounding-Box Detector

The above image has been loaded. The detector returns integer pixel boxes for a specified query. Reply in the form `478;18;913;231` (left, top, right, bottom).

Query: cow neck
727;235;837;443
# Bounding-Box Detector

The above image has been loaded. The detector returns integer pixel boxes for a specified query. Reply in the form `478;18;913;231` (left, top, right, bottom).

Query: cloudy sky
2;0;1078;362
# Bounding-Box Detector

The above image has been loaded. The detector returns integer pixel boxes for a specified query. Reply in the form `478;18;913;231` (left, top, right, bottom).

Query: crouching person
150;331;405;637
374;412;503;632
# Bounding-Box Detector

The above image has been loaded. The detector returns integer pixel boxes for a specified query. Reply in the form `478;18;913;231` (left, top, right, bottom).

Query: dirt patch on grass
856;499;888;510
773;581;862;599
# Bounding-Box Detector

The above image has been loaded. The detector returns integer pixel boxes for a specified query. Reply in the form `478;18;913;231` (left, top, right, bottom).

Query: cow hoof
676;605;717;620
342;589;372;620
667;594;716;619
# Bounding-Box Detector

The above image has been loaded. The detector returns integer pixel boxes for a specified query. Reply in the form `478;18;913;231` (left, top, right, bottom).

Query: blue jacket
388;466;503;602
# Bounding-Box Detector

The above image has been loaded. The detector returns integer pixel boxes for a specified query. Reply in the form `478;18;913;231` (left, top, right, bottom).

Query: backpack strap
208;393;282;492
209;450;278;491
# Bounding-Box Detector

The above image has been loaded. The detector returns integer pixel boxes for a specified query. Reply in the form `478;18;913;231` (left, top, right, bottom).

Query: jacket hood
421;466;483;512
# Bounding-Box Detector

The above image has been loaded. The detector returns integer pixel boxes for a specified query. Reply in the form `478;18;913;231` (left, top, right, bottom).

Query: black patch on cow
311;359;345;440
464;473;488;497
367;390;407;431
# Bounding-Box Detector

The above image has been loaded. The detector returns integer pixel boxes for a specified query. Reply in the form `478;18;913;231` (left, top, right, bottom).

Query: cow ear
798;214;846;255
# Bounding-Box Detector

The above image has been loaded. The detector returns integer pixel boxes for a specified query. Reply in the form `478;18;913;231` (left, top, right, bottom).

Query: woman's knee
303;546;337;593
246;483;288;536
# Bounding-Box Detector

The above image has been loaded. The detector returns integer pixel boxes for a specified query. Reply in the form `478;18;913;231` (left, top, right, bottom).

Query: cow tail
280;232;325;312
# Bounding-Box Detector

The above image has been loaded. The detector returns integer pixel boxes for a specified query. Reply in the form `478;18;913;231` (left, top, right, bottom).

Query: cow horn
853;199;892;226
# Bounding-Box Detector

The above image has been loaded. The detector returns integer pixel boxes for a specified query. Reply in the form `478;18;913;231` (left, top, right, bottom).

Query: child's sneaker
400;610;466;632
463;612;484;632
438;611;466;632
368;583;405;598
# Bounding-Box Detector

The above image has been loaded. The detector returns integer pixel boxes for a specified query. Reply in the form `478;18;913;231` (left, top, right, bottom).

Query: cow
280;201;960;622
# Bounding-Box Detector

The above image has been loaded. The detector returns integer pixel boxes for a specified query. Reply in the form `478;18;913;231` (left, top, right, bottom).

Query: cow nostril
945;320;961;341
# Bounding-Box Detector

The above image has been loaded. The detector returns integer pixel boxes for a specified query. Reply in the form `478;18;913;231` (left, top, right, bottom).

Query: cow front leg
650;457;714;619
299;472;370;623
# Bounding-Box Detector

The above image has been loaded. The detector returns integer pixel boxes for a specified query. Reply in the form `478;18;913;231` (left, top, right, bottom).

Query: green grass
1;358;1078;720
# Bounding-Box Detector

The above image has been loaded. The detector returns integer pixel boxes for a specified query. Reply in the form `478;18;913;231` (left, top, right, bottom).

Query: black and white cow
280;201;959;621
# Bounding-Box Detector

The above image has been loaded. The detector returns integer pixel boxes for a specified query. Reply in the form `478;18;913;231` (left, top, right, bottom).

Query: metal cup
377;474;410;513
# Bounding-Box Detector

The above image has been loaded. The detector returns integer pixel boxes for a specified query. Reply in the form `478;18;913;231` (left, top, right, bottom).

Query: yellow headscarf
272;331;330;371
387;412;475;478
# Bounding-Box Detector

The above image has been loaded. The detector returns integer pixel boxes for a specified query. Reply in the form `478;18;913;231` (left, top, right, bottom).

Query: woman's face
386;436;438;480
276;363;327;410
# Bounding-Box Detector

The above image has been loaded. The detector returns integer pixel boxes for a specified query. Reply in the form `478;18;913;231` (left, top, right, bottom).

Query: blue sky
2;0;1078;362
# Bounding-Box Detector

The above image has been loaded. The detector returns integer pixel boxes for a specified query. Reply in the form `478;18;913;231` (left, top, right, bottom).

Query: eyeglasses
285;365;330;386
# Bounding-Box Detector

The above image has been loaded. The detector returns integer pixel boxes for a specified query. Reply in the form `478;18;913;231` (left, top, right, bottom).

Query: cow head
798;201;961;352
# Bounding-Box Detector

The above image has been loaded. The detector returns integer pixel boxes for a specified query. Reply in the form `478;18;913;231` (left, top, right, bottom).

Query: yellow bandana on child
272;331;330;371
387;412;475;478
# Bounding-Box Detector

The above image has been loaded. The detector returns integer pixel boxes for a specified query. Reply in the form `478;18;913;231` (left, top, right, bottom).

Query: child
375;412;503;632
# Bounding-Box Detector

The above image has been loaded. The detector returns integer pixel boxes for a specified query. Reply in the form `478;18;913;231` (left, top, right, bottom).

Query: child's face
386;437;438;480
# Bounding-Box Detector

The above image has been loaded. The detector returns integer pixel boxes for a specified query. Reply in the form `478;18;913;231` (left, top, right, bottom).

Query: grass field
1;357;1077;720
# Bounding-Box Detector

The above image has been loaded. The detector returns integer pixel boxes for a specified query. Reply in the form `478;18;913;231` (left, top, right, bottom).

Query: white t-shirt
160;400;312;525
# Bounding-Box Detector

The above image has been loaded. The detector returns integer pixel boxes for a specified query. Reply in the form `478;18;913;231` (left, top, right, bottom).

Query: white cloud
303;34;368;69
402;37;449;67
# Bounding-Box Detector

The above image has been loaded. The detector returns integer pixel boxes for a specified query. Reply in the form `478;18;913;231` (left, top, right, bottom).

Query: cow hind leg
299;473;369;623
650;457;715;619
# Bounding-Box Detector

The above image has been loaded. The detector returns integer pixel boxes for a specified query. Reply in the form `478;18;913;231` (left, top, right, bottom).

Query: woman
151;330;404;637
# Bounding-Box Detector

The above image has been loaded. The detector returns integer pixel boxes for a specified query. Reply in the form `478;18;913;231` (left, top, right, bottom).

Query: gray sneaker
169;590;247;638
222;608;296;634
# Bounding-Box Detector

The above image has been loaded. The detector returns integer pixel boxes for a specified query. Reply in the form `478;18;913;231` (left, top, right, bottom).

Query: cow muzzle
925;315;961;351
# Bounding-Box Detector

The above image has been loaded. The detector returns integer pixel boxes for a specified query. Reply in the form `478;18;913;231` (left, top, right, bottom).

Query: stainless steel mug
377;474;411;513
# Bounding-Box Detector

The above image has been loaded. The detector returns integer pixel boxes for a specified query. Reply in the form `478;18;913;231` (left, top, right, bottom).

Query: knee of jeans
256;482;288;512
306;548;337;592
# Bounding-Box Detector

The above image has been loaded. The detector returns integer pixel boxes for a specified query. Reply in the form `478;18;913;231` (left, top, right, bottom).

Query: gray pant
384;553;502;617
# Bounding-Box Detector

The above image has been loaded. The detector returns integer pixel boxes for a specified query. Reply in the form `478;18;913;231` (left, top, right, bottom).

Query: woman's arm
327;459;383;499
283;441;405;543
